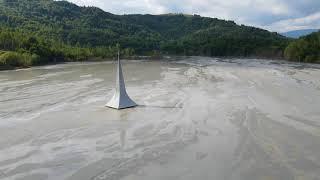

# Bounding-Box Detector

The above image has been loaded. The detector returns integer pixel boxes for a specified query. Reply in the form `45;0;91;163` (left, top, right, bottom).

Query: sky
66;0;320;33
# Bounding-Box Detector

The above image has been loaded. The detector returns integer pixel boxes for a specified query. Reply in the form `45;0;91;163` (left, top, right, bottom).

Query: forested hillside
0;0;290;69
285;31;320;63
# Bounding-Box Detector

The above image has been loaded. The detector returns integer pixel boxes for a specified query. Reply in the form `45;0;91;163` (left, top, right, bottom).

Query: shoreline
1;55;316;72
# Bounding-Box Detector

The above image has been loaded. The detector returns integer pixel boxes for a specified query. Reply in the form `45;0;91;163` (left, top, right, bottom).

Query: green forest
284;31;320;63
0;0;319;69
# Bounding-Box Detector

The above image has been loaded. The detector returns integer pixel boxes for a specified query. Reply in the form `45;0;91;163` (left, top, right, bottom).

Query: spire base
106;94;137;109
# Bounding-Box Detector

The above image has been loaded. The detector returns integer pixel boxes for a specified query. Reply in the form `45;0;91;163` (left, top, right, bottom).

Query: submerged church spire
106;51;137;109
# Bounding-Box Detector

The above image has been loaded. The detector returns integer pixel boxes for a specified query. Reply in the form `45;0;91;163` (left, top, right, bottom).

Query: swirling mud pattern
0;58;320;180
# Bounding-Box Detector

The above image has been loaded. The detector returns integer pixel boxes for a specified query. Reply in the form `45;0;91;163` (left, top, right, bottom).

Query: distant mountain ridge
281;29;319;38
0;0;291;69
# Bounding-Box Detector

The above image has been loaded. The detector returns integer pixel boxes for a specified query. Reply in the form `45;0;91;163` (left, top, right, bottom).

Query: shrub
305;55;320;63
0;51;40;67
0;52;21;67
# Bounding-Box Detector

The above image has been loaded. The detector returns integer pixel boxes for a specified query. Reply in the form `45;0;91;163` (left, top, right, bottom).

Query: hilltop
0;0;290;69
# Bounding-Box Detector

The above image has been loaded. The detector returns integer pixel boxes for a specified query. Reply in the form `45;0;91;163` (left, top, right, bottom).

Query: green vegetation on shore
0;0;318;70
284;31;320;63
0;28;135;69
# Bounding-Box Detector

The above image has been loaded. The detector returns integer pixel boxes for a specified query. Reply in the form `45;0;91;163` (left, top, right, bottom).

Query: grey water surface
0;57;320;180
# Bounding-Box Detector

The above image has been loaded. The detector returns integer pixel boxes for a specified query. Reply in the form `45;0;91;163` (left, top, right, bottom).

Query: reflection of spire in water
106;50;137;109
120;129;126;150
114;111;129;151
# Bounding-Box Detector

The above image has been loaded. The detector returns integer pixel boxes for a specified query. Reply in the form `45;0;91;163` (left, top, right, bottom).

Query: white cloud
264;12;320;32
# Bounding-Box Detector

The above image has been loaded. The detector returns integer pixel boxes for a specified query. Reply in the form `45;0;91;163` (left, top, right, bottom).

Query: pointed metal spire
106;50;137;109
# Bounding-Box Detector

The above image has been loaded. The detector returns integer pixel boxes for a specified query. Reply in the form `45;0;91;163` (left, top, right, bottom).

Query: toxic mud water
0;57;320;180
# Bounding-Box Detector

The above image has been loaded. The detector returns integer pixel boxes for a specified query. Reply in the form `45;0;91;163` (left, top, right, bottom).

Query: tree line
0;0;318;70
0;28;135;69
284;31;320;63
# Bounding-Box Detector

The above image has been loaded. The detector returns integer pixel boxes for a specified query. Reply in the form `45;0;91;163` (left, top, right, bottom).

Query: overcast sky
66;0;320;33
